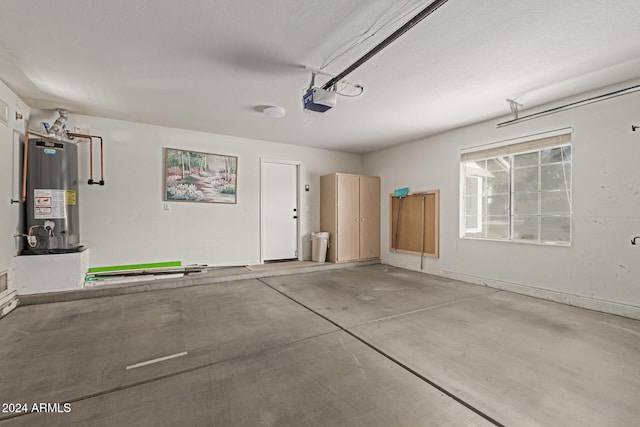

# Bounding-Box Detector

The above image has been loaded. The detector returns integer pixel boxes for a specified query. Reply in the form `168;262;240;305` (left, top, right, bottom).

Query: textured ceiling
1;0;640;153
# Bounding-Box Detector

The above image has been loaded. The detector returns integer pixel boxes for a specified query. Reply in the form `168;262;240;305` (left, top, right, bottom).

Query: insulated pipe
321;0;450;90
48;113;67;135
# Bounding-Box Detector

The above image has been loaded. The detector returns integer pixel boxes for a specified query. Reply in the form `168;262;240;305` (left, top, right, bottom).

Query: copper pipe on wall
26;130;54;139
88;137;94;183
20;129;106;205
21;130;29;202
99;137;104;184
67;132;105;185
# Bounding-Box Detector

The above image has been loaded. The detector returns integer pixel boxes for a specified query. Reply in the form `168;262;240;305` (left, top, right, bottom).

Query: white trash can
311;232;330;262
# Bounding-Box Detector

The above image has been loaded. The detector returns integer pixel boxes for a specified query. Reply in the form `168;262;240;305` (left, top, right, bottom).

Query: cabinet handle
361;217;365;222
355;218;359;222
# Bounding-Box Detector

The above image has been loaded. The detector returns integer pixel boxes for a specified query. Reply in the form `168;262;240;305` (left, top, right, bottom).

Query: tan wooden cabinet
320;173;380;262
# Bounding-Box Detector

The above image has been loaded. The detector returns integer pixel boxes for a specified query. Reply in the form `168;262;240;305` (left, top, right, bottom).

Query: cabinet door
359;176;380;259
337;174;360;261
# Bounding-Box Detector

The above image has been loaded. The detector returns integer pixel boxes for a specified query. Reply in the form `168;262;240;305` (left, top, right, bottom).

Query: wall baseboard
381;257;640;320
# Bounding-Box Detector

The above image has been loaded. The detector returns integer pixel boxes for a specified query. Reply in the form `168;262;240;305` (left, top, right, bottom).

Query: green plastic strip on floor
88;261;182;273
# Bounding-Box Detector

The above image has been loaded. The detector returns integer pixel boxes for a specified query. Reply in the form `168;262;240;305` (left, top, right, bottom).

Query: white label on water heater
34;189;67;219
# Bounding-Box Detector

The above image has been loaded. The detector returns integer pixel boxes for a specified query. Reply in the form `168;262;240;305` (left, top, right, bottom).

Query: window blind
461;133;571;162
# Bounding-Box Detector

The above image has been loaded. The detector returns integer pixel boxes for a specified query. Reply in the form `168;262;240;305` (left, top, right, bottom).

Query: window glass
486;217;509;239
514;152;538;168
487;156;509;171
461;141;571;245
513;167;538;192
541;147;564;164
487;171;509;195
465;216;483;236
465;161;486;177
541;216;571;242
512;215;539;241
541;164;570;191
512;192;538;215
541;191;571;214
465;195;480;215
466;178;482;202
487;195;509;216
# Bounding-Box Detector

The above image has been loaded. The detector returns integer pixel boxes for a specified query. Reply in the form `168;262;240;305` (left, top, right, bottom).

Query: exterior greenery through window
461;134;572;245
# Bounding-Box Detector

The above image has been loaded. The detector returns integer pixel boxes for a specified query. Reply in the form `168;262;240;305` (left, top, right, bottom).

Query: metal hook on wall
507;99;523;119
632;236;639;245
632;125;639;132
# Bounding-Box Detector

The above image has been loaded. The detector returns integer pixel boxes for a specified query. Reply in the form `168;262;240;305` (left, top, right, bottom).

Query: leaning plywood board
389;190;439;258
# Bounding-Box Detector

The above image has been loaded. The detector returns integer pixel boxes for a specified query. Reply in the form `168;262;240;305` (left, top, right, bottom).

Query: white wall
364;86;640;316
0;80;31;305
6;81;640;318
28;113;363;268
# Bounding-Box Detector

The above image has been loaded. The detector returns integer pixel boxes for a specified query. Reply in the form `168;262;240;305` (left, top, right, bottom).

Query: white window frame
460;129;572;246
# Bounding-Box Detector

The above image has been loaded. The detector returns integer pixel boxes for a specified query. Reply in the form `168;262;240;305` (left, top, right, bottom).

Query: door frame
260;158;301;264
1;130;24;317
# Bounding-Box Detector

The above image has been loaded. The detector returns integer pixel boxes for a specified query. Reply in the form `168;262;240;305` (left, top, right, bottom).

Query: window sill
459;236;571;247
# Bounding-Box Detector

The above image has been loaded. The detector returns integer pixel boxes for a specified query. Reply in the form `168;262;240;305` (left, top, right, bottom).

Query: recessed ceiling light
262;106;286;118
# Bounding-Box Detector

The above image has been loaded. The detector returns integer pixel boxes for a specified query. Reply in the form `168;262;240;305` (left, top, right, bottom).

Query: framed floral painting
164;148;237;204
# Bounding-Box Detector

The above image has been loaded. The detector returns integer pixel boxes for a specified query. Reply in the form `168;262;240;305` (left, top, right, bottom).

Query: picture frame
164;148;237;204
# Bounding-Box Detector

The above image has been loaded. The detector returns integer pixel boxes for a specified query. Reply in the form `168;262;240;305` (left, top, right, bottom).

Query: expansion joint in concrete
256;278;506;427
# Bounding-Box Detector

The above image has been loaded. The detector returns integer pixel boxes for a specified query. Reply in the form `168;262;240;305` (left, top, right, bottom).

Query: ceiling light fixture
262;106;286;118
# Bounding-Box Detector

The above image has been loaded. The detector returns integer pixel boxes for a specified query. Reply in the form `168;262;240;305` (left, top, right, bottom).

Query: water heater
23;137;82;254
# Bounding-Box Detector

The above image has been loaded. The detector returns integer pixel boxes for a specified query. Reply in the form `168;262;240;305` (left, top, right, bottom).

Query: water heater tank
23;137;82;254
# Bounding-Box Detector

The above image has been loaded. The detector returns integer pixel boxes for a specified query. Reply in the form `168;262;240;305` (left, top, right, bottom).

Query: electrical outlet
163;203;170;211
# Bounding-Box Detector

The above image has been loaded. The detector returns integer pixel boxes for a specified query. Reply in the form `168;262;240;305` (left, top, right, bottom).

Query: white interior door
262;161;298;261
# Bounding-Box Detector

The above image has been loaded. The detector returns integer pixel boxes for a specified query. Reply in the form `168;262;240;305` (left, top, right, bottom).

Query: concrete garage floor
1;265;639;426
